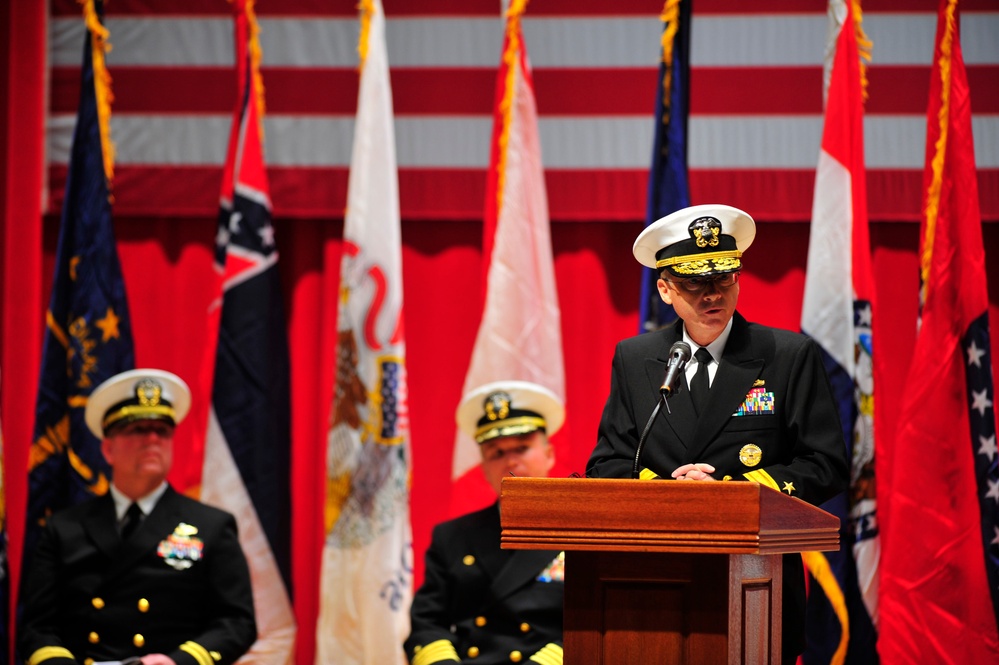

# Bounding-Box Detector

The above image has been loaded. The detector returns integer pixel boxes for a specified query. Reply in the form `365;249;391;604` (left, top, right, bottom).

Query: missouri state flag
799;1;879;663
23;0;135;570
639;0;691;333
450;0;565;512
879;0;999;662
199;1;295;662
315;0;412;663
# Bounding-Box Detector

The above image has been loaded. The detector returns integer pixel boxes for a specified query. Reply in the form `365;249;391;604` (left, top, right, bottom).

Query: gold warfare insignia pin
739;443;762;467
753;379;765;387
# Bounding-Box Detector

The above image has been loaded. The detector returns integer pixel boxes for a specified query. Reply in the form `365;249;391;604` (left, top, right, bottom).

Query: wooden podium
499;477;839;665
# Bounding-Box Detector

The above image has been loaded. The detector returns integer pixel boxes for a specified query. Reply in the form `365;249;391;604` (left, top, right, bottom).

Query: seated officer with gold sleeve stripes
19;369;257;665
406;381;565;665
586;204;849;664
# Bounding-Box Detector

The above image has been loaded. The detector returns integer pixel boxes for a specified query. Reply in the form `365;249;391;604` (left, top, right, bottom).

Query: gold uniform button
413;646;422;653
467;646;480;658
462;555;475;566
85;660;94;665
474;615;487;627
88;632;99;644
133;634;145;648
509;651;523;662
520;622;531;633
138;598;150;612
91;597;104;610
210;652;222;662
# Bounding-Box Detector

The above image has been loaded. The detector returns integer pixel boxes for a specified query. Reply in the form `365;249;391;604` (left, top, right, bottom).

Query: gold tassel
919;0;957;306
659;0;681;123
79;0;115;189
851;0;873;101
245;0;267;141
357;0;375;71
494;0;529;219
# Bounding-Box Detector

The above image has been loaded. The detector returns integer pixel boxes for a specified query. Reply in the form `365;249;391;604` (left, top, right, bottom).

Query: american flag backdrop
46;0;998;225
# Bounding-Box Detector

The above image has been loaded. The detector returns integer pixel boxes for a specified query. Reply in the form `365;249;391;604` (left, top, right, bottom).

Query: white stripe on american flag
45;2;999;221
48;114;999;169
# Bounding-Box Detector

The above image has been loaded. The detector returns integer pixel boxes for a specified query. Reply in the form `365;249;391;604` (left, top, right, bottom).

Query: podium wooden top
500;477;839;554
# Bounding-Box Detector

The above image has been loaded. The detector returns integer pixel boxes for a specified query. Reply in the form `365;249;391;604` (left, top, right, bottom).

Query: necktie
120;502;143;541
690;348;713;415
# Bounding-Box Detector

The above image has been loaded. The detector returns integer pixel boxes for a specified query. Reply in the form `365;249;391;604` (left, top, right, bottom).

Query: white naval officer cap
456;380;565;445
84;368;192;438
633;204;756;277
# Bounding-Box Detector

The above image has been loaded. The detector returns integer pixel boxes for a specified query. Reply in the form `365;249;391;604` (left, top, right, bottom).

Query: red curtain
4;5;999;665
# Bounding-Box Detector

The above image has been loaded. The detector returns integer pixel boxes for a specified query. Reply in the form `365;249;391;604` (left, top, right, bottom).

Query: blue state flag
639;0;691;333
23;0;134;570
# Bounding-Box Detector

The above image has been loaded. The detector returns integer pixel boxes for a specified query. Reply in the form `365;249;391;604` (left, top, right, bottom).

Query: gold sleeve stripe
180;641;214;665
411;639;460;665
638;468;660;480
743;469;779;491
802;551;849;663
28;647;76;665
530;643;564;665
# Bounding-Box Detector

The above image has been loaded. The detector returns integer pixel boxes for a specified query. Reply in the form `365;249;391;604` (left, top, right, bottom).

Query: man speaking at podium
586;204;848;663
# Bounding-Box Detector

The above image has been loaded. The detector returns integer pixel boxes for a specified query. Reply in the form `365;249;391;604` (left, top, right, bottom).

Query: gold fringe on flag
357;0;375;71
852;0;873;101
802;551;851;665
920;0;957;307
494;0;530;219
229;0;268;140
659;0;681;124
79;0;115;187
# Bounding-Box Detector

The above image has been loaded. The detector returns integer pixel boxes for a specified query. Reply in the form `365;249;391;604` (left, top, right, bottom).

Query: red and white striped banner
47;0;999;222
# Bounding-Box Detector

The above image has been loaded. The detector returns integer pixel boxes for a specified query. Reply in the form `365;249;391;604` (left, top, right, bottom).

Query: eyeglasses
664;271;740;293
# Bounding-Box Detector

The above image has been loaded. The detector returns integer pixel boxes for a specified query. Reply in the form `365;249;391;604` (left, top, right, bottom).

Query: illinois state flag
199;1;295;662
24;0;134;574
800;2;879;663
315;1;412;663
639;0;691;333
451;0;565;504
879;0;999;662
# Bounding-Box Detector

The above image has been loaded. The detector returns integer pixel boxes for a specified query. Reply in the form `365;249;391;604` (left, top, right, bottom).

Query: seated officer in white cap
586;204;848;663
406;381;565;665
19;369;257;665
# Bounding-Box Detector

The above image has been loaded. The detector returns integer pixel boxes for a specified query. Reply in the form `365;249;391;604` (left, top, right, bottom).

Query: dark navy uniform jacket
406;503;564;665
19;485;257;665
587;313;849;659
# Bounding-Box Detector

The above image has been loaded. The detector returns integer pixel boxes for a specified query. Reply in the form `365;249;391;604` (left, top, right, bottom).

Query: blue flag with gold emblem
639;0;691;333
23;0;133;570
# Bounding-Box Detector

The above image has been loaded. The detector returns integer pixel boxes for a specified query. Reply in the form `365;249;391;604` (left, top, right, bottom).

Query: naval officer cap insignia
456;380;565;445
633;204;756;277
85;368;192;438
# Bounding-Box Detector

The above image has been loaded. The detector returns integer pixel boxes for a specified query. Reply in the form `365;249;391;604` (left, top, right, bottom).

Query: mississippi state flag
879;1;999;661
200;1;295;662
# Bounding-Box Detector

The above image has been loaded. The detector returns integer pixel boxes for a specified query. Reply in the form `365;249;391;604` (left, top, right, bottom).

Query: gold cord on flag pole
852;0;873;100
244;0;267;140
659;0;681;125
494;0;529;219
79;0;115;188
357;0;375;72
920;0;957;308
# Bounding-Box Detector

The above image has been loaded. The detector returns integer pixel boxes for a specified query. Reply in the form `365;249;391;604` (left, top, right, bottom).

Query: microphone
632;341;692;478
660;341;692;398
